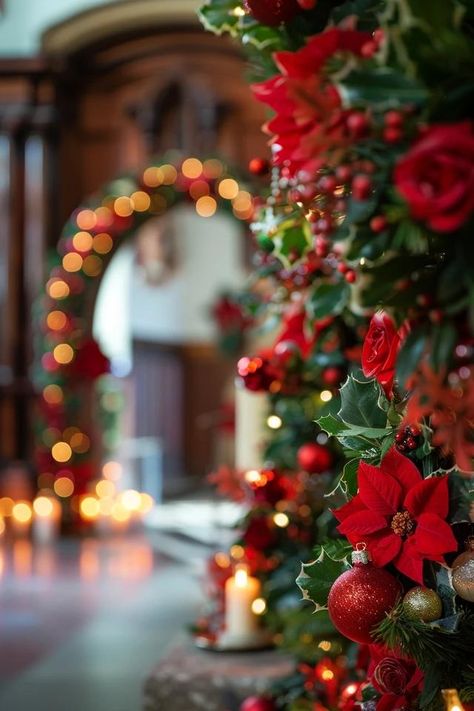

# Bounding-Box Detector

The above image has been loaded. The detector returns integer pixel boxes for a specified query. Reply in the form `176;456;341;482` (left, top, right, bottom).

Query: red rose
361;312;403;396
373;658;409;695
394;122;474;233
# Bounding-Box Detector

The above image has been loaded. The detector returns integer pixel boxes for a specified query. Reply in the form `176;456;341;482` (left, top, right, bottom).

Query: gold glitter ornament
452;537;474;603
403;586;442;622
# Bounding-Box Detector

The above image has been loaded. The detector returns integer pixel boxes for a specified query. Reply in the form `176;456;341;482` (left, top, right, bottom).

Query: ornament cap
351;542;370;565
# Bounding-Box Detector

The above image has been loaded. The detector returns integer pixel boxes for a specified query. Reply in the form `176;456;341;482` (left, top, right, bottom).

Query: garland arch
34;155;253;520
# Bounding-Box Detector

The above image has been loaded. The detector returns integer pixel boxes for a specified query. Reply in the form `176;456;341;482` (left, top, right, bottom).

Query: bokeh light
53;343;74;364
54;477;74;498
76;209;97;230
12;502;32;524
218;178;239;199
43;384;63;405
47;279;70;300
102;461;122;481
93;233;113;254
196;196;217;217
51;442;72;463
182;158;203;179
131;191;151;212
80;496;100;520
33;496;54;517
73;231;93;252
82;255;102;277
46;310;67;331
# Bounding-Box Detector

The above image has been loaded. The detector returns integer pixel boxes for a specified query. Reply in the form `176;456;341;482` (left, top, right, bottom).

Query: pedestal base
143;643;294;711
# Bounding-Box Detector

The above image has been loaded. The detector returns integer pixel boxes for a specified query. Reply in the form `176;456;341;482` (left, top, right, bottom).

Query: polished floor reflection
0;534;202;711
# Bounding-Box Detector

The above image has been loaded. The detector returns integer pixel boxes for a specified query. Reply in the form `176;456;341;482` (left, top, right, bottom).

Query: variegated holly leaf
297;541;352;611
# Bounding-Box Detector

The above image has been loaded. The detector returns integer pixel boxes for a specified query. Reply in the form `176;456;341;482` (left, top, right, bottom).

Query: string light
181;158;203;178
47;279;70;299
73;231;93;252
267;415;282;429
47;310;67;331
273;512;290;528
12;502;32;524
53;343;74;364
76;209;97;230
320;390;333;402
62;253;83;272
92;233;113;254
33;496;54;517
196;196;217;217
218;178;239;199
51;442;72;463
114;196;133;217
43;384;63;405
251;598;267;614
54;477;74;498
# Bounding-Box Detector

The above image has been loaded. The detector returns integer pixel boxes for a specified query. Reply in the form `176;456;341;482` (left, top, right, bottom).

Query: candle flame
235;566;249;587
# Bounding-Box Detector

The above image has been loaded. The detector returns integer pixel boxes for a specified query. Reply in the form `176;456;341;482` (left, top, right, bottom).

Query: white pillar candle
32;497;61;544
224;564;261;639
235;379;268;471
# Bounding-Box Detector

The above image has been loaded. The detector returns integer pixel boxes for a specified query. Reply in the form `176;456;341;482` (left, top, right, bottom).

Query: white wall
0;0;116;55
93;205;247;374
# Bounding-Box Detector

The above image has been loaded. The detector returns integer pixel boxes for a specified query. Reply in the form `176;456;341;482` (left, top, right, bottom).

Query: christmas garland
33;156;252;512
199;1;474;710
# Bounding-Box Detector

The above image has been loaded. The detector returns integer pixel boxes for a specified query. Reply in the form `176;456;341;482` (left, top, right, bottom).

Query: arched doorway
34;155;252;516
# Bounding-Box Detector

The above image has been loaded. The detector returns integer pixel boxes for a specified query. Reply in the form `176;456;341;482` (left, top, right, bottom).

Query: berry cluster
395;425;421;453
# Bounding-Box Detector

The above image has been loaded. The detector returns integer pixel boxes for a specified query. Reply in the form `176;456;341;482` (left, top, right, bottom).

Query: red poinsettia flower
333;447;457;583
274;305;315;358
368;644;424;711
252;28;370;176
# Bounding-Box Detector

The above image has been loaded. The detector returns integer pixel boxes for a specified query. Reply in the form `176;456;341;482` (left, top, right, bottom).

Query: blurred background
0;1;269;708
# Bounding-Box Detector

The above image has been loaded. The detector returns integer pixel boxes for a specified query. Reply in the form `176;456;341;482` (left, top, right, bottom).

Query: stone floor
0;532;205;711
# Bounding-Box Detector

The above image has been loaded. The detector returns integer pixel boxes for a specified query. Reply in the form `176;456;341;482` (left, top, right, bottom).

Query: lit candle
10;501;32;537
224;564;261;640
32;497;61;544
235;380;268;470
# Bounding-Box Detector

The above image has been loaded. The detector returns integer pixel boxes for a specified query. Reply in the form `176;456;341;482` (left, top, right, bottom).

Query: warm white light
320;390;333;402
267;415;282;429
235;566;249;588
273;512;290;528
245;469;262;484
33;497;54;517
251;597;267;615
121;489;141;512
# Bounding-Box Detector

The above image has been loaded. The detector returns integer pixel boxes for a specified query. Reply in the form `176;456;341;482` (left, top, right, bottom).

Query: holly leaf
308;281;350;320
326;457;360;500
317;413;347;437
339;68;429;108
338;375;388;429
297;542;352;611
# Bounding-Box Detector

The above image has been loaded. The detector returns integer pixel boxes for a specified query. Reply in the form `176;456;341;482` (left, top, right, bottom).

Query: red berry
373;29;385;45
315;237;329;257
347;112;370;138
318;175;337;194
297;0;317;8
406;436;417;450
361;40;378;58
352;175;372;200
383;127;403;143
395;431;405;443
336;165;352;183
370;215;388;233
384;110;403;128
316;217;332;234
337;262;349;274
345;270;356;283
409;425;421;437
248;157;270;175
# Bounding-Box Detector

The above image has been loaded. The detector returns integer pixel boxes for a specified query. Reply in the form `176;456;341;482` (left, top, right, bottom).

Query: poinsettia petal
404;475;449;518
358;461;403;515
380;447;421;494
332;495;367;522
337;510;388;536
366;530;402;567
394;541;424;583
414;513;458;556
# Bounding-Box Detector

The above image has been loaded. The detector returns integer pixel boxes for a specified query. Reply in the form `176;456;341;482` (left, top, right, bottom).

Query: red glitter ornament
297;442;333;474
244;0;300;26
327;545;401;644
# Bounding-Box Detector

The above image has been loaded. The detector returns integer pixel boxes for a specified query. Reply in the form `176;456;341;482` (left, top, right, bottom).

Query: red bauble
240;697;276;711
297;442;333;474
328;549;401;644
297;0;317;8
248;157;270;176
244;0;300;25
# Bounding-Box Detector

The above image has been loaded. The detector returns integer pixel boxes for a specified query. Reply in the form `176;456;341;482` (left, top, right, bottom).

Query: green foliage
375;603;474;710
307;281;350;320
296;540;352;611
